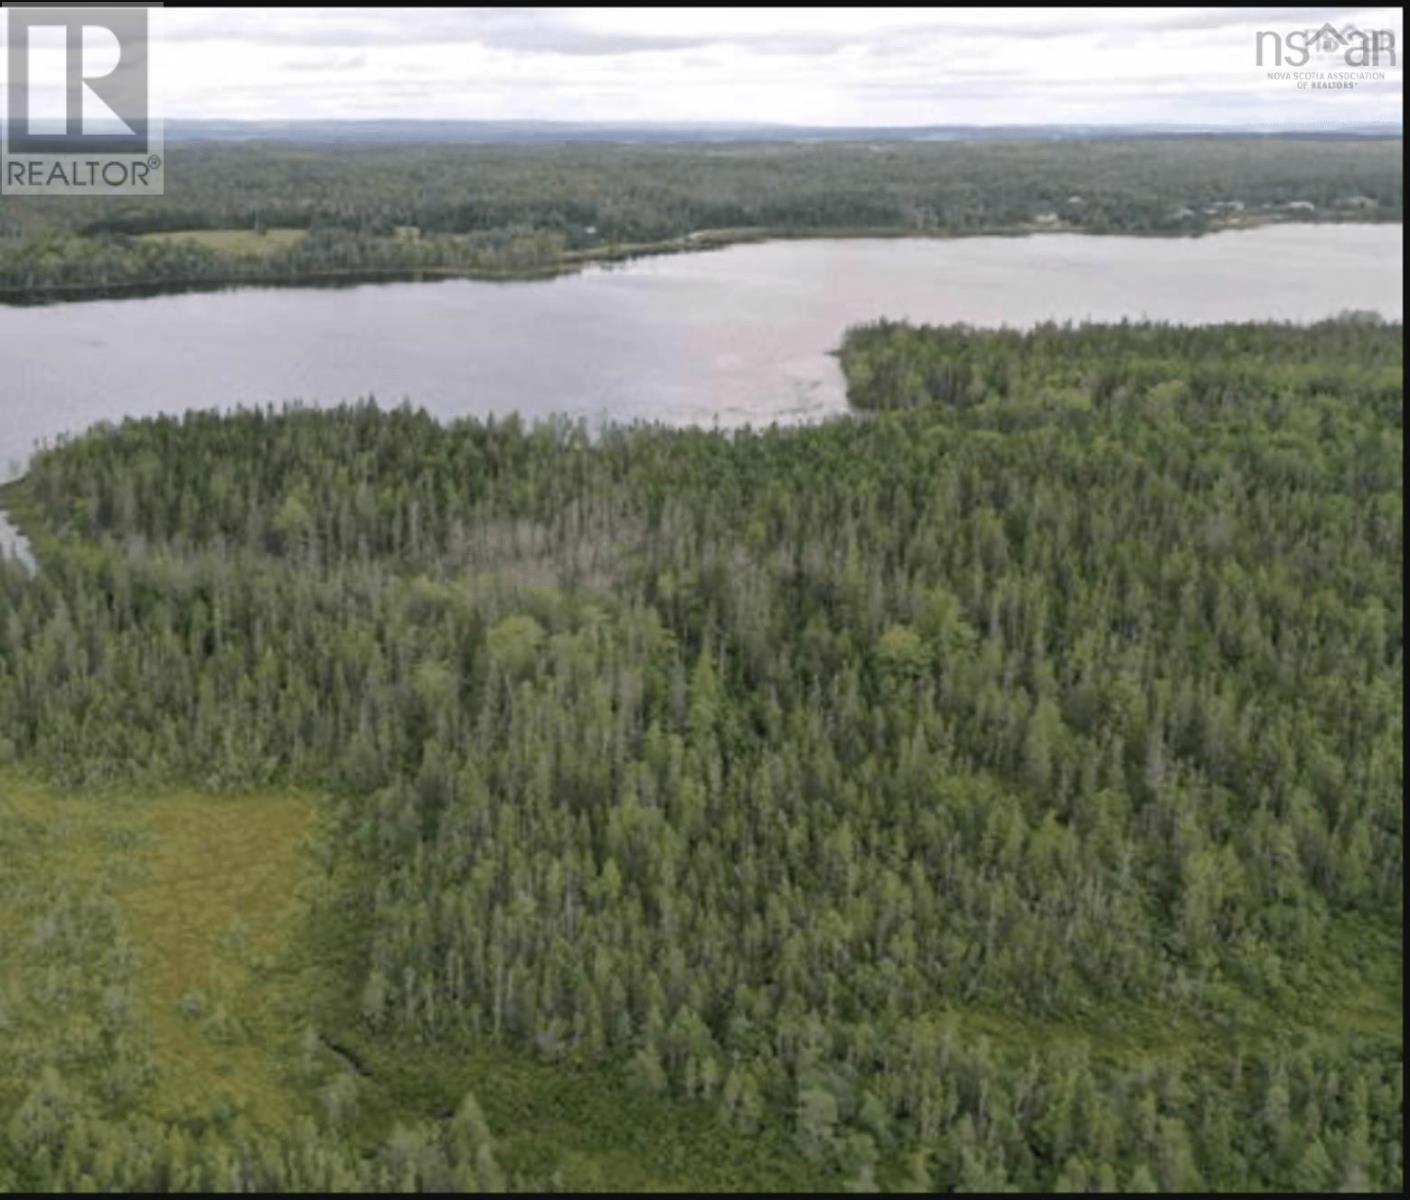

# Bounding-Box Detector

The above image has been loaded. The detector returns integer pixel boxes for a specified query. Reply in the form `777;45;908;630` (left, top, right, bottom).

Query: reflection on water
0;225;1402;569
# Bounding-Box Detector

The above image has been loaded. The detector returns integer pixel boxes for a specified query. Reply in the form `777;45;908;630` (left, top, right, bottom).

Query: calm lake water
0;224;1402;565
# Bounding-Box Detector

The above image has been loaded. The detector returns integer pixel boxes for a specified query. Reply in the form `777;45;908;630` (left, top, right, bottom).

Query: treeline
0;227;571;298
0;136;1401;298
0;319;1401;1191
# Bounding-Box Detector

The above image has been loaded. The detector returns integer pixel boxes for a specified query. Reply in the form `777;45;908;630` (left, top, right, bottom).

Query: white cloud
5;6;1404;126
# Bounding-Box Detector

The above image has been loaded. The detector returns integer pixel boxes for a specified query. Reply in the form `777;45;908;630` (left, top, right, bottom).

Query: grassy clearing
0;772;318;1131
135;228;306;256
117;789;317;1127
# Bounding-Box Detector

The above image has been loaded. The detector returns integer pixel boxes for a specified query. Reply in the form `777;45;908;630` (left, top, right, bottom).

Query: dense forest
0;318;1400;1191
0;136;1401;300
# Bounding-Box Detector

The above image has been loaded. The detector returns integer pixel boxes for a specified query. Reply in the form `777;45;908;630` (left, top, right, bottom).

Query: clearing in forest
0;774;317;1132
135;228;306;256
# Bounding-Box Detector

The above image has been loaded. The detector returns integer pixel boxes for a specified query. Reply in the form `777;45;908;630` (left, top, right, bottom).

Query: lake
0;224;1403;566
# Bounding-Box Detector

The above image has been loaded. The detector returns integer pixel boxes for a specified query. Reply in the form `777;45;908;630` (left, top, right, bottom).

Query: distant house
1337;195;1379;210
1033;211;1060;226
1064;195;1085;207
1170;206;1196;221
1284;200;1317;212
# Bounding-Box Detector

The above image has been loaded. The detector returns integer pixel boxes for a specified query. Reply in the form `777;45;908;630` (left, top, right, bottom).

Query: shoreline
0;478;37;573
0;214;1396;307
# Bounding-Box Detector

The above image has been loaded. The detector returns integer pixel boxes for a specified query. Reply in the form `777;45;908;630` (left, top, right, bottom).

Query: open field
135;228;307;256
0;775;317;1132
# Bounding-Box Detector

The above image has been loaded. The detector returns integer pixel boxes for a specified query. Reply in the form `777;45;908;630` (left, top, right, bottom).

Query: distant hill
162;118;1405;145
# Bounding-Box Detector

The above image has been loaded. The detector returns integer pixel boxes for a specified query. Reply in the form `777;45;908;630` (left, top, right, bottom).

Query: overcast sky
6;6;1406;127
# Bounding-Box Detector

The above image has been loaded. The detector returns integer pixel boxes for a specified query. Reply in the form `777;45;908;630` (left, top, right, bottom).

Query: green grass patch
135;228;306;256
0;772;319;1132
117;788;317;1127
